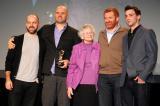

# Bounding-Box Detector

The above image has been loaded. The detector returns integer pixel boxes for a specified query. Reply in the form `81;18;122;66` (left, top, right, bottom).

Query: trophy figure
57;50;65;67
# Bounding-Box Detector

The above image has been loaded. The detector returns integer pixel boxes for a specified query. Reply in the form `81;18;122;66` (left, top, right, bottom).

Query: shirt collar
55;23;67;32
25;32;38;38
129;25;141;35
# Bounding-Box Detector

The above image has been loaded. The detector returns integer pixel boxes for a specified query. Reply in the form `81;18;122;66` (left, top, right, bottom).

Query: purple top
66;42;100;90
80;43;97;84
51;25;67;74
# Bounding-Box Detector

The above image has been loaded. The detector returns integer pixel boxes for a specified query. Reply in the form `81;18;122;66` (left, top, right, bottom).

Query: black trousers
121;78;150;106
8;79;39;106
72;84;98;106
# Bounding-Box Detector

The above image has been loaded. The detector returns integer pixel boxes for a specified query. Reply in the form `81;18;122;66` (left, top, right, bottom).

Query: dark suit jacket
5;34;45;82
120;25;158;86
38;23;81;77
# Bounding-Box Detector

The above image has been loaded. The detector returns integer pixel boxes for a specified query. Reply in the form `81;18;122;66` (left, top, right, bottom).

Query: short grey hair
26;13;39;23
78;24;96;39
55;4;68;14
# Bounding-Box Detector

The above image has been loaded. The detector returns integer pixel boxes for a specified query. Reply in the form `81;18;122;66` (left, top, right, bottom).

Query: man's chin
27;29;37;34
56;20;66;24
28;31;37;34
107;26;115;30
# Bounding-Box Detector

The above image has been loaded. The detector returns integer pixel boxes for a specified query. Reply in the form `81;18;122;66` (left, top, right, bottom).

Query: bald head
26;14;39;23
26;14;39;34
54;5;68;24
56;5;68;13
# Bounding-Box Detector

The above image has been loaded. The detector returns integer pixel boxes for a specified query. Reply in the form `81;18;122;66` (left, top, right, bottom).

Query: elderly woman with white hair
66;24;100;106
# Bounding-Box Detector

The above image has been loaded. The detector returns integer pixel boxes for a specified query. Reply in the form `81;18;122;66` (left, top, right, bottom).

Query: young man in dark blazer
5;14;45;106
38;5;81;106
120;5;158;106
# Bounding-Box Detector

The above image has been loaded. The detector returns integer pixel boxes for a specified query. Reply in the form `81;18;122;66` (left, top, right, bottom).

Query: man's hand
59;59;69;69
67;87;73;99
8;37;15;49
134;76;145;84
5;79;13;90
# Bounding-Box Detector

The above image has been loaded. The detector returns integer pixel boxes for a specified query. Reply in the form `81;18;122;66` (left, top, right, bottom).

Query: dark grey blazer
120;25;158;87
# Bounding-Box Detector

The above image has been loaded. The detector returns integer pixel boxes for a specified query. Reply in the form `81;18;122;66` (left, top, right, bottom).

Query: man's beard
27;27;37;34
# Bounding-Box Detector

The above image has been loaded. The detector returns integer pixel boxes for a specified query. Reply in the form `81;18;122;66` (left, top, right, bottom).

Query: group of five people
5;4;158;106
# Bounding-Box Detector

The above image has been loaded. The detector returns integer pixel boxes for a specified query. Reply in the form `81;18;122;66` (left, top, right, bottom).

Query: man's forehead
27;15;38;19
56;6;67;12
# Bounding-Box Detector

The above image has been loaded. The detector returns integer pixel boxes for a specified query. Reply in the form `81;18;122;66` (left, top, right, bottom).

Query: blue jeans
98;74;121;106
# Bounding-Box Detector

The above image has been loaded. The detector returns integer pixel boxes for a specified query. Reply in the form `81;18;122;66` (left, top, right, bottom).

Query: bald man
7;5;81;106
38;5;81;106
5;14;45;106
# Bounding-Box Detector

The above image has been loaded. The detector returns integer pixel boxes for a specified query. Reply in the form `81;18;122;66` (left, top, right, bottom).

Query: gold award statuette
57;50;64;67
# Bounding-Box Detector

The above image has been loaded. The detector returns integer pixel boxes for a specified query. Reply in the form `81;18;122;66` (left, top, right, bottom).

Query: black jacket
38;23;81;77
5;34;46;82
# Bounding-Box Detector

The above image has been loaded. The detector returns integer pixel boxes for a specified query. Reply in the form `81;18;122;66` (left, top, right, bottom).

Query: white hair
78;24;96;39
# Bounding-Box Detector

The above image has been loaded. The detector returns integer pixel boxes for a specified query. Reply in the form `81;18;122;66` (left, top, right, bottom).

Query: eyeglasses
83;32;93;35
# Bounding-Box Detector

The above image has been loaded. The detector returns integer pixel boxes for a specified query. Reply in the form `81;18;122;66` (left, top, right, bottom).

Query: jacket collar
78;42;98;50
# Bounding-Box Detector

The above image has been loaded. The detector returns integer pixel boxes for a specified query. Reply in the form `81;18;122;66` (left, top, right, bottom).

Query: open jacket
38;23;81;77
66;42;100;90
120;25;158;86
5;34;46;83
